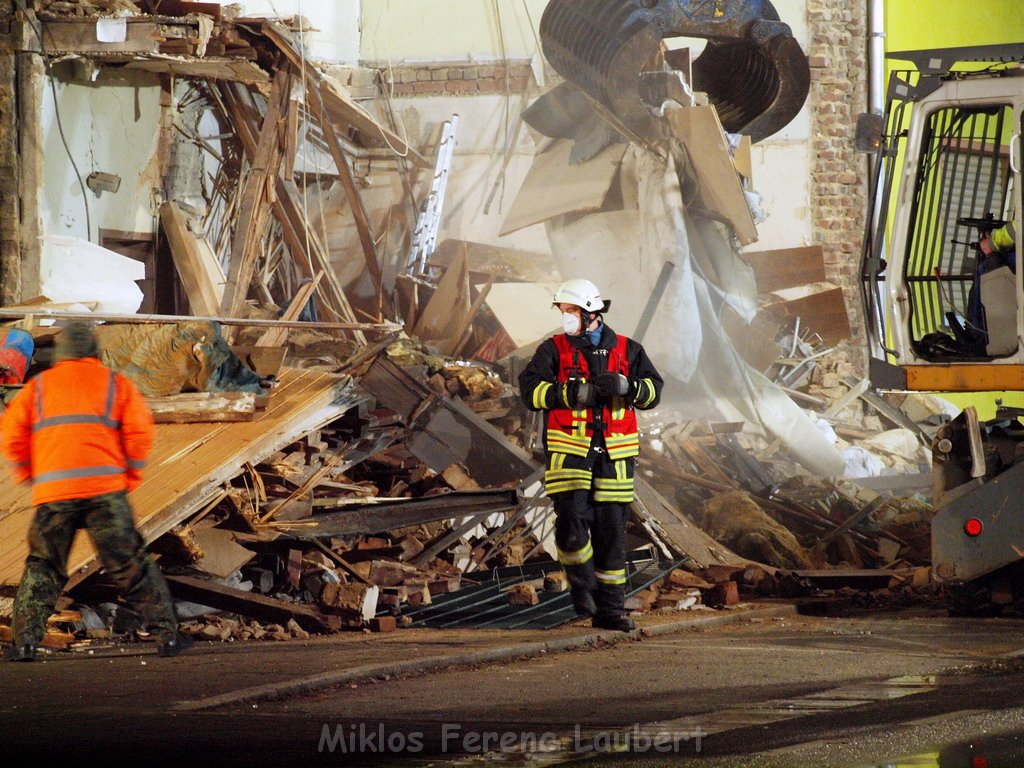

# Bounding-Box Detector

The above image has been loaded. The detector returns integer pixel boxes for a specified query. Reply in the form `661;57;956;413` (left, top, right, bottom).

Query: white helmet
552;278;611;313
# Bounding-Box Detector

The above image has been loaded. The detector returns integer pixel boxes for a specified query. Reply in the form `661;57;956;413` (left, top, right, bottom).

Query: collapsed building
0;0;945;651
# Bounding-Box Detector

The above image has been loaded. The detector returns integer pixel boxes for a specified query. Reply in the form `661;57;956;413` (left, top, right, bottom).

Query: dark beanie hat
55;321;101;361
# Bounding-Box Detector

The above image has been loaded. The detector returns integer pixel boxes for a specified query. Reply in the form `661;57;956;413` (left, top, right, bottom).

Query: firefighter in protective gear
518;279;662;631
1;322;187;661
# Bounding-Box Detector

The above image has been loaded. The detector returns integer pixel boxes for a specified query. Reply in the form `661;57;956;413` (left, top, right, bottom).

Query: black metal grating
903;102;1013;344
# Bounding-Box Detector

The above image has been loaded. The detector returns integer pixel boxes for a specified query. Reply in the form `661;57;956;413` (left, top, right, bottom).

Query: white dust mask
562;311;582;335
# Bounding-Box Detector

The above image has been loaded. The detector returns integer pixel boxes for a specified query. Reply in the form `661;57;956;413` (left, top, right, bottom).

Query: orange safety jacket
1;358;155;505
547;333;640;460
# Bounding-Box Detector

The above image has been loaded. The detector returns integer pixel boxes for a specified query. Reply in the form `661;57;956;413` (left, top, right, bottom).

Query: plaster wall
361;0;547;64
40;70;162;242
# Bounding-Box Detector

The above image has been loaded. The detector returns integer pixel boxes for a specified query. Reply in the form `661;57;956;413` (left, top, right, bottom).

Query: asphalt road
4;608;1024;767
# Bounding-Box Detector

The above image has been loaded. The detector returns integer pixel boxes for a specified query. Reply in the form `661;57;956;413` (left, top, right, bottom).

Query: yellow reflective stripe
546;472;593;483
606;449;639;461
545;453;592;493
549;429;591;445
616;460;627;481
636;379;656;407
594;491;634;502
572;409;587;437
605;433;639;445
546;479;593;494
547;429;591;456
558;540;594;566
533;381;553;409
595;569;627;585
546;467;592;478
594;479;634;489
605;433;639;460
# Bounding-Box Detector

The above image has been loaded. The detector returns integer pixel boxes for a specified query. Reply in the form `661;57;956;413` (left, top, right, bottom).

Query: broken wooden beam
159;201;224;317
220;67;289;321
165;574;334;632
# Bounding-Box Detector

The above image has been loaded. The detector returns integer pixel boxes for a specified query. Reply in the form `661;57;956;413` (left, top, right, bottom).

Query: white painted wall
743;0;813;252
40;70;163;242
361;0;547;64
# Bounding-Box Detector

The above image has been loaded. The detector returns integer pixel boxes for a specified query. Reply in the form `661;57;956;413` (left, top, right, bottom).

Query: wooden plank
160;201;223;317
740;245;828;293
632;477;748;568
0;50;19;307
220;68;289;320
255;270;322;348
764;282;852;346
449;274;496;357
664;105;758;246
124;58;269;85
0;307;396;332
40;20;163;55
165;574;333;632
283;97;299;182
147;391;257;423
412;247;470;344
231;345;287;377
720;304;784;372
500;139;627;237
680;437;737;489
273;178;364;336
16;52;43;299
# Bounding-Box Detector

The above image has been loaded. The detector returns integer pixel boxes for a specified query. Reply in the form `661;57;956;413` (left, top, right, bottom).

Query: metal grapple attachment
538;0;810;147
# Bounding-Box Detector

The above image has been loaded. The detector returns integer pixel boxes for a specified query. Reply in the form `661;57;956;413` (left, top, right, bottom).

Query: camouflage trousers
13;490;178;646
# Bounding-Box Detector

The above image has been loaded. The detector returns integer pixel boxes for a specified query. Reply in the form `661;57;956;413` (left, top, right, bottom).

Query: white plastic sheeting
544;148;845;477
41;235;145;315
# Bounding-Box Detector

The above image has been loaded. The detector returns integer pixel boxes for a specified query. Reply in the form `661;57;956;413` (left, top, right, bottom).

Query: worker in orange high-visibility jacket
1;322;188;662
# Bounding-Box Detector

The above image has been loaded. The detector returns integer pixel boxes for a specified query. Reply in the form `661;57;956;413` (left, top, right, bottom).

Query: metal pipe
868;0;886;117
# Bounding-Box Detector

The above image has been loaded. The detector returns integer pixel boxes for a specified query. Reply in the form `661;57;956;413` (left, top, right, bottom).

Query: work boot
7;643;38;662
592;614;635;632
157;633;194;658
571;589;597;618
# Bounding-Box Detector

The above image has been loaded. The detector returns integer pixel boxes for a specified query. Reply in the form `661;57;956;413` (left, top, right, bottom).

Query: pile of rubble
0;2;959;652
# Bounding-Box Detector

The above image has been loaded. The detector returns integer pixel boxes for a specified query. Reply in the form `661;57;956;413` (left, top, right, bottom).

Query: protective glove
594;371;630;398
561;378;596;408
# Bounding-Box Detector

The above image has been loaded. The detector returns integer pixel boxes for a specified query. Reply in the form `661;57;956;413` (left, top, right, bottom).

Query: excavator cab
862;44;1024;392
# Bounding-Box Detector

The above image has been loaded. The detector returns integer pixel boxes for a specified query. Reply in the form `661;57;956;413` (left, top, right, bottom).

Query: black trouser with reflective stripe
552;460;630;619
13;490;178;646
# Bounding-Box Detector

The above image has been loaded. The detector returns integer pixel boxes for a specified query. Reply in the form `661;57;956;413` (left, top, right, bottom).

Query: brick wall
367;61;535;98
808;0;869;352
